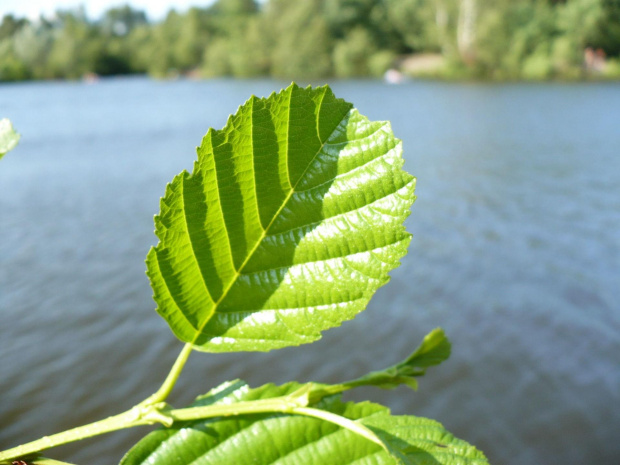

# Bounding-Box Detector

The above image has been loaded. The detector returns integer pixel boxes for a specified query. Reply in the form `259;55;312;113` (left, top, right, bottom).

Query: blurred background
2;0;620;81
1;1;619;465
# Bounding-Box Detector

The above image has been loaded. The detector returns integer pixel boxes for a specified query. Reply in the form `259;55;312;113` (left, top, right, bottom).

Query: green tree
1;0;620;82
46;10;101;78
0;14;27;40
0;40;30;81
333;26;378;77
383;0;443;52
264;0;333;78
228;18;270;76
12;23;54;79
123;23;153;73
201;38;232;76
471;1;552;77
100;5;147;37
323;0;378;39
173;8;211;71
200;0;264;77
589;0;620;56
208;0;258;15
137;8;211;77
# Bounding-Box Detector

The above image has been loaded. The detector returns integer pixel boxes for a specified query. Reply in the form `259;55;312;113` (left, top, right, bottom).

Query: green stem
167;396;307;421
0;343;390;462
139;343;194;406
0;387;384;462
0;393;307;462
0;344;194;463
0;408;152;462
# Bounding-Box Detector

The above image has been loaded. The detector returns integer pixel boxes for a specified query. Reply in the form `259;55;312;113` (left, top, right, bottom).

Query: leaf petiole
139;342;194;406
0;408;153;462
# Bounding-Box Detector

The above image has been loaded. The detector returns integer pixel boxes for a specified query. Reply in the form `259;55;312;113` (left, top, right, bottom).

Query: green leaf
303;328;451;401
345;328;451;391
0;118;20;159
120;381;489;465
147;83;415;352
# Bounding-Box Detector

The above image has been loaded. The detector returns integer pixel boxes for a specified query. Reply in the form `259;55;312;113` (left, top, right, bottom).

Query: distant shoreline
2;69;620;86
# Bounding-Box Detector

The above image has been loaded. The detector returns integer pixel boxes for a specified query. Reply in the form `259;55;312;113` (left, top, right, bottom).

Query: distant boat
383;69;403;84
82;72;100;83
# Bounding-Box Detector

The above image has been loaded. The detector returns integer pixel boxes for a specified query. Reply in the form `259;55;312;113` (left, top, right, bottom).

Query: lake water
1;77;619;465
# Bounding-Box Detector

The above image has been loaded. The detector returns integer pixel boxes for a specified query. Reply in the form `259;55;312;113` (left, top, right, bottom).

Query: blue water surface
1;77;618;464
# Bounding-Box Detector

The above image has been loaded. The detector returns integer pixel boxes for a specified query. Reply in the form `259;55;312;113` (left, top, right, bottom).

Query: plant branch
0;408;153;462
3;332;440;462
139;342;194;406
167;395;308;422
0;343;195;463
0;392;309;462
0;376;378;463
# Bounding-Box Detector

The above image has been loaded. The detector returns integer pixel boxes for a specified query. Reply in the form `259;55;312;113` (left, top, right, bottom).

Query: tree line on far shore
1;0;619;82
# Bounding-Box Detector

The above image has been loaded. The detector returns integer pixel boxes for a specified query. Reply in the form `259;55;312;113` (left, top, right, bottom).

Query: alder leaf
147;83;415;352
343;328;451;391
0;118;20;159
120;380;489;465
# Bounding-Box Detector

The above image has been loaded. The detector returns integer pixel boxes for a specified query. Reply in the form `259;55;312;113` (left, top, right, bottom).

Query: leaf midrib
190;90;350;346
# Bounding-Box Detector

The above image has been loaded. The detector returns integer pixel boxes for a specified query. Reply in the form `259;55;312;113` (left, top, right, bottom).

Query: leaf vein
192;90;354;344
263;182;412;241
213;295;369;316
238;238;408;280
293;135;399;194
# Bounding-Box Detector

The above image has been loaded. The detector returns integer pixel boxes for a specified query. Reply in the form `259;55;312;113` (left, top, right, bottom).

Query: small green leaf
147;83;415;352
402;327;452;369
0;118;20;159
120;381;489;465
345;327;451;390
303;328;451;401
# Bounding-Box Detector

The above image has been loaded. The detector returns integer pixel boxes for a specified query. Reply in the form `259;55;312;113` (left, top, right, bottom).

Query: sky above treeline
1;0;217;21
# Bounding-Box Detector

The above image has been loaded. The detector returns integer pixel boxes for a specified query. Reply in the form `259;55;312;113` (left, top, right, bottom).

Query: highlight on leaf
147;83;416;353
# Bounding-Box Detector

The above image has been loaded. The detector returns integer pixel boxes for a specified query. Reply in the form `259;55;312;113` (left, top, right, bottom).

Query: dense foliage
1;0;619;82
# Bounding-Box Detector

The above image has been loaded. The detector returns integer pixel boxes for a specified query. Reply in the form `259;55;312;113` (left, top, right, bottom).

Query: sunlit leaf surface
147;83;415;352
121;381;489;465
